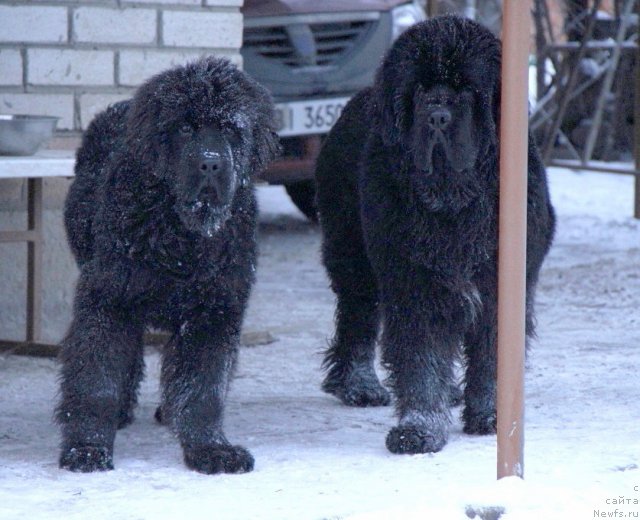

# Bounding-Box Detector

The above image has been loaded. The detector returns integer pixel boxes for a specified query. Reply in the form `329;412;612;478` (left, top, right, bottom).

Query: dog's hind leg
321;249;389;408
160;306;253;475
56;269;145;472
314;89;388;407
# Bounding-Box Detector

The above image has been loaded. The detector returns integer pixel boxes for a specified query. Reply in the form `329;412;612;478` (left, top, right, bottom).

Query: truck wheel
284;180;318;223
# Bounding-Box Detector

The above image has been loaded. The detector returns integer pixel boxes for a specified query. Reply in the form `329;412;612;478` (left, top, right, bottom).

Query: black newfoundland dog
316;16;555;454
57;57;279;474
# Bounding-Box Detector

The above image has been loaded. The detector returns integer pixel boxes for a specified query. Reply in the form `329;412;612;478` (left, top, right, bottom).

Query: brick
0;5;67;44
0;94;74;130
0;50;23;86
28;49;114;86
122;0;200;5
79;93;131;130
73;6;157;45
204;0;243;6
162;11;242;49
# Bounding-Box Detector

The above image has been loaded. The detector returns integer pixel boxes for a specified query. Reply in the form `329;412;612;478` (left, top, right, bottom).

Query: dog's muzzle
179;150;236;237
196;151;235;208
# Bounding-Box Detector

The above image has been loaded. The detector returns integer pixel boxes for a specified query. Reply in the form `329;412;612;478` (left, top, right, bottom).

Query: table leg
26;177;43;343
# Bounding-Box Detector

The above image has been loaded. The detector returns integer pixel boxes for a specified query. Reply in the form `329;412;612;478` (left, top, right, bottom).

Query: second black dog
316;17;556;454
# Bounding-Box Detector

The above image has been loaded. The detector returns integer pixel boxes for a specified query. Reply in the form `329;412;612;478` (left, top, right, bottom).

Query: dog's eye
227;127;243;143
179;124;193;135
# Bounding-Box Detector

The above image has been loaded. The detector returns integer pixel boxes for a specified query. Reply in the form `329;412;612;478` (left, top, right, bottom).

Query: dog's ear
124;80;169;176
371;50;416;147
371;74;401;146
251;125;281;175
248;86;282;175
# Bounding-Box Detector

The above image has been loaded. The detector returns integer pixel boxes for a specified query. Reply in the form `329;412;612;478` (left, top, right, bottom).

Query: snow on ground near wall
0;167;638;520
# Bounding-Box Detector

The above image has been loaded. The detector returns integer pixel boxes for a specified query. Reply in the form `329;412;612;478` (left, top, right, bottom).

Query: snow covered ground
1;167;638;520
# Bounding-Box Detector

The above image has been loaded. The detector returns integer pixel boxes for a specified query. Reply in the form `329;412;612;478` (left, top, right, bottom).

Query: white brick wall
0;93;74;130
73;7;157;45
162;11;242;48
0;5;67;44
0;0;243;133
119;49;205;86
204;0;244;6
79;93;130;129
29;49;115;86
0;49;22;86
122;0;201;5
119;49;241;86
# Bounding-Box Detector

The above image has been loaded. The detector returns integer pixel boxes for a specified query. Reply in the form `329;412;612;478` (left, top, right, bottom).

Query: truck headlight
391;1;427;41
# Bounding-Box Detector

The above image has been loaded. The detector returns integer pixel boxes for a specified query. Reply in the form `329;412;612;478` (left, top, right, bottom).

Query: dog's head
410;84;480;174
372;16;501;209
125;57;280;236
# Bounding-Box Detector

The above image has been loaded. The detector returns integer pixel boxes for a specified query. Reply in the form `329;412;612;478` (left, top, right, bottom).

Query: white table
0;150;75;352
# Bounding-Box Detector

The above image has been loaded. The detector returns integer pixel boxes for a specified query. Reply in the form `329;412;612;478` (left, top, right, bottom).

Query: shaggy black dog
315;16;556;454
57;57;279;474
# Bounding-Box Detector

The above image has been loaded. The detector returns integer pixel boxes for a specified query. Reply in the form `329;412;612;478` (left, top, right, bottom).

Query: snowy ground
1;167;639;520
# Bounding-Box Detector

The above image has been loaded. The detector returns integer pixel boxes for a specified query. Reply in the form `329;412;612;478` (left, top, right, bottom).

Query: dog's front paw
462;408;497;435
385;423;448;454
183;444;254;475
59;445;114;472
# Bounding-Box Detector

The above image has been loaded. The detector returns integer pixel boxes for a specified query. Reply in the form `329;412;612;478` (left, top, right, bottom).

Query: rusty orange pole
496;2;531;479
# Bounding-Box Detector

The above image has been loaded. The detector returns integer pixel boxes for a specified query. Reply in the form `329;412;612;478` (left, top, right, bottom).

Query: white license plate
274;97;351;137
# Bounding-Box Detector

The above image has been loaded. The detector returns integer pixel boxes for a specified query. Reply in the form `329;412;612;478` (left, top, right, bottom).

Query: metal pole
496;0;530;480
634;1;640;219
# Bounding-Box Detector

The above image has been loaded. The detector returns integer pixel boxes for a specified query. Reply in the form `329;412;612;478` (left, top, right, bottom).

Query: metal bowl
0;114;60;156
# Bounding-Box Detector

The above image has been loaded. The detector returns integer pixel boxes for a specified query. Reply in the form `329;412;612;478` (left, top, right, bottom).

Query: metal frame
531;0;639;217
0;151;75;355
0;178;47;351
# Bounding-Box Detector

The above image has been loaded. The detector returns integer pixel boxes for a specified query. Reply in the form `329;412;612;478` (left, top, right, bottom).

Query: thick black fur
315;16;556;454
57;57;279;474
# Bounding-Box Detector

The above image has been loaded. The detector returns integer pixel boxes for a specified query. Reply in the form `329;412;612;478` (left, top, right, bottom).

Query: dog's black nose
199;156;223;174
427;108;452;130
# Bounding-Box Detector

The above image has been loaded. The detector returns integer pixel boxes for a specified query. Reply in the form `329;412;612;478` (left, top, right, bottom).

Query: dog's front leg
57;266;145;472
379;274;461;455
160;308;253;475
